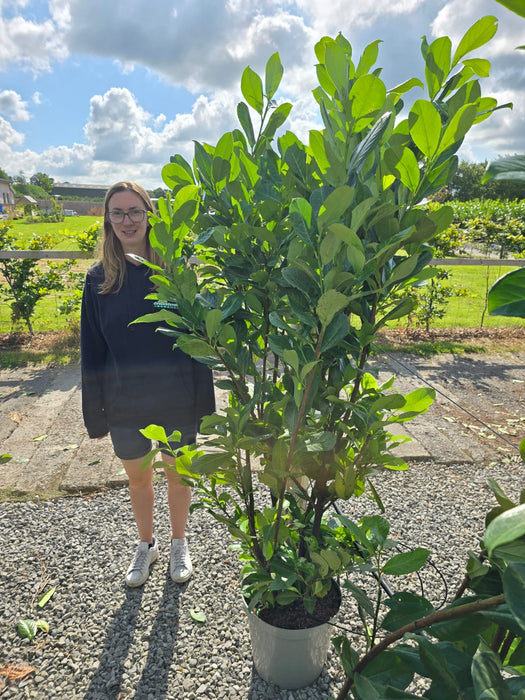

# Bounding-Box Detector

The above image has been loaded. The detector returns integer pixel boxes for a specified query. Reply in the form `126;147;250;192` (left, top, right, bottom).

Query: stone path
1;352;524;500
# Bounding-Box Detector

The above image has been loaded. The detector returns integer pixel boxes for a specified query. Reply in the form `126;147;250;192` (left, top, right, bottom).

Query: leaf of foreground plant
484;504;525;555
190;609;207;624
471;650;513;700
382;548;430;576
503;563;525;630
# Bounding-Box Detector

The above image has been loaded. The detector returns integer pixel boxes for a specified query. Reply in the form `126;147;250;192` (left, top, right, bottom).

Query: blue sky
1;0;524;190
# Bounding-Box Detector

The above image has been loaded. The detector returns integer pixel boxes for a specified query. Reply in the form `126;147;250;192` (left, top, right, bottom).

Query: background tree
30;172;54;195
434;160;525;201
0;167;10;180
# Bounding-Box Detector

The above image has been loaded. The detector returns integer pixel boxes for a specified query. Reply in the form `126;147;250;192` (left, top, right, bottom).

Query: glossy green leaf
321;313;350;351
484;504;525;555
503;563;525;629
484;155;525;183
488;268;525;318
425;36;451;99
390;146;421;191
463;58;491;77
324;41;349;96
265;52;283;100
263;102;292;141
241;66;264;114
0;453;12;464
355;40;381;78
140;424;168;443
495;0;525;17
472;650;513;699
439;104;477;153
316;290;350;328
382;548;430;576
452;16;498;68
177;335;215;358
317;185;354;232
350;74;387;122
237;102;255;147
409;100;441;158
382;592;434;631
162;157;195;190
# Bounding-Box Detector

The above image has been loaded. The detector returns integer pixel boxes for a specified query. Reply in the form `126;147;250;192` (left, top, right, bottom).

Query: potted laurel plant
137;15;508;689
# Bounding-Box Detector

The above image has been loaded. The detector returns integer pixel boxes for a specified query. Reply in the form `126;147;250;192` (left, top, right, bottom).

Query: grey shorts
109;425;196;461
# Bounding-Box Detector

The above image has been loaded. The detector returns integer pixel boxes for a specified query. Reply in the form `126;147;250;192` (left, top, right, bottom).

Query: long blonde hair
99;181;163;294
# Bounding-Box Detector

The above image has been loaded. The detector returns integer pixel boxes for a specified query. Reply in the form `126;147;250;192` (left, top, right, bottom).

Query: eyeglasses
108;208;147;224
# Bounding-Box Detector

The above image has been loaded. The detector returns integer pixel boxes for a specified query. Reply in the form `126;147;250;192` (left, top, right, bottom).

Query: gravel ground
1;456;523;699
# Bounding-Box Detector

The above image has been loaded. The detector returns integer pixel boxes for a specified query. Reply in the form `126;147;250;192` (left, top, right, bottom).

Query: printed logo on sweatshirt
153;301;179;310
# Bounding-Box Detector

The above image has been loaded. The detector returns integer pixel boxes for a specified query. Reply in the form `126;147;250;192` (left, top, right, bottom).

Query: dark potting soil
257;581;341;630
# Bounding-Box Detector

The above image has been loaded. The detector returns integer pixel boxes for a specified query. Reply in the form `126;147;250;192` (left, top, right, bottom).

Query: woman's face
107;189;149;258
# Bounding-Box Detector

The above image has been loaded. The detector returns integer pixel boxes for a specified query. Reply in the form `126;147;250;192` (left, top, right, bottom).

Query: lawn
8;216;101;250
411;264;524;329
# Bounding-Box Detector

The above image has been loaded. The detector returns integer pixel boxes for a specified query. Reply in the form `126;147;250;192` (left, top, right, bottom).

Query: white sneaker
170;537;193;583
125;537;158;587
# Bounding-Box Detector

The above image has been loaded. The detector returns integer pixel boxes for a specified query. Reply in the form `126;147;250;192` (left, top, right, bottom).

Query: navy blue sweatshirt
80;260;215;439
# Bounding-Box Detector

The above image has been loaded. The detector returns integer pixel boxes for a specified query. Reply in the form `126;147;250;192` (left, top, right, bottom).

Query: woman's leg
122;457;155;543
161;452;191;539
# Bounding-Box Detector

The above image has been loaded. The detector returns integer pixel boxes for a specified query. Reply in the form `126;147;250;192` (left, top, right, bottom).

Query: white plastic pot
245;585;340;690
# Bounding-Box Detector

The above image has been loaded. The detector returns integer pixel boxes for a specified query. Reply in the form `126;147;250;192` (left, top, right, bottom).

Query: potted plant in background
135;15;522;692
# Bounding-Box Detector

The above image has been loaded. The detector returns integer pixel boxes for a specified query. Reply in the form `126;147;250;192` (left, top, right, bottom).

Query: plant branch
335;593;505;700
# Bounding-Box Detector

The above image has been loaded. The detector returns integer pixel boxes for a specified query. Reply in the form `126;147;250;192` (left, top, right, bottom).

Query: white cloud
0;9;67;72
0;89;29;120
0;115;25;145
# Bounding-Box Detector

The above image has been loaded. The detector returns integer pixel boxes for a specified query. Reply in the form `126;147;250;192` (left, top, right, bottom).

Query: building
52;183;108;199
0;178;16;212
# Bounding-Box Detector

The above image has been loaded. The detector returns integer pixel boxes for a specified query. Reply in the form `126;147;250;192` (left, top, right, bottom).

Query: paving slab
0;351;523;500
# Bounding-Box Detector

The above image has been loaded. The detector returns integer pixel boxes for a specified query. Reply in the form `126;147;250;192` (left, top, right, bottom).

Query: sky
0;0;524;191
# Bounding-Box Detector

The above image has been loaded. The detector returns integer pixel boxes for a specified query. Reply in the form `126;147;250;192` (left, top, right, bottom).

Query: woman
81;181;215;587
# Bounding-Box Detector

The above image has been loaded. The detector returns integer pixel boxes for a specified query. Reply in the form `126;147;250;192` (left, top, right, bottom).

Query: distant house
0;178;16;211
16;194;38;215
52;183;108;199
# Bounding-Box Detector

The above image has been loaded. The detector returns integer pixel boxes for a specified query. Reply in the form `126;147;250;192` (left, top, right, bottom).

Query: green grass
436;265;523;328
9;216;101;249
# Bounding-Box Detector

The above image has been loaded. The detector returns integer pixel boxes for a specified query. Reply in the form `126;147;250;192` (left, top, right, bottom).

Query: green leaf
439;104;477;153
317;185;354;233
241;66;264;114
0;453;12;464
205;308;223;341
484;155;525;183
265;52;283;100
503;563;525;629
36;619;49;633
484;504;525;555
495;0;525;17
409;100;441;158
385;146;420;192
463;58;491;78
520;438;525;462
382;592;434;632
452;16;499;68
18;619;37;640
237;102;255;147
177;335;215;358
350;74;387;123
190;609;207;624
382;548;430;576
316;290;349;328
425;36;451;99
321;313;350;351
472;650;513;700
37;587;56;608
140;424;168;443
488;268;525;318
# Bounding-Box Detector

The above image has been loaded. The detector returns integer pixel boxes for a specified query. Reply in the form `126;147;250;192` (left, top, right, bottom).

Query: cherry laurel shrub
138;17;525;699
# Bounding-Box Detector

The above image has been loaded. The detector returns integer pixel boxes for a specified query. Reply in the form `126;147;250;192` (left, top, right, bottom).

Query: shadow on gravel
84;586;145;700
133;574;185;699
